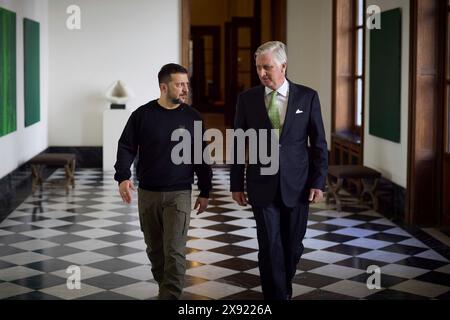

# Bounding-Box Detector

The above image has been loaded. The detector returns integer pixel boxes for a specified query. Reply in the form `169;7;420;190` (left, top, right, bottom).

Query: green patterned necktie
268;90;281;136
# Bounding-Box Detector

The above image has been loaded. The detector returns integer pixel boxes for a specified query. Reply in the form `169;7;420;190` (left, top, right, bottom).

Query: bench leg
64;160;76;194
70;159;76;188
327;175;343;212
31;164;43;194
361;178;380;211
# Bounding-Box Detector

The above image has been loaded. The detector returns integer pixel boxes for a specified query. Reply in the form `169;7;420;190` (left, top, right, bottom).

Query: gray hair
254;41;287;66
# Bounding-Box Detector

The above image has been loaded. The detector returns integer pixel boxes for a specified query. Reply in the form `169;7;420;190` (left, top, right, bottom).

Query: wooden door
224;17;259;126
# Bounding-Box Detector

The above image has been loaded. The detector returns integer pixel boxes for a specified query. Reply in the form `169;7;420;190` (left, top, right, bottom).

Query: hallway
0;167;449;300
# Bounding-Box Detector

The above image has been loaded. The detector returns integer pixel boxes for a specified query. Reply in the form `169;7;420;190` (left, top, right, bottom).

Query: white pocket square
296;109;303;114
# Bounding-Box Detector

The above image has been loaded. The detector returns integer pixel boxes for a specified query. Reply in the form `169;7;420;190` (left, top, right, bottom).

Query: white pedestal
103;109;132;172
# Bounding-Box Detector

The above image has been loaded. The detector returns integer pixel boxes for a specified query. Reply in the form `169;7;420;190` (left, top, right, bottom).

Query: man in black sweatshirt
114;63;212;300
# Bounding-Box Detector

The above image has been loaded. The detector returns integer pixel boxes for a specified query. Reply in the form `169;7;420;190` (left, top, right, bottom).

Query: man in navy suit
230;41;328;300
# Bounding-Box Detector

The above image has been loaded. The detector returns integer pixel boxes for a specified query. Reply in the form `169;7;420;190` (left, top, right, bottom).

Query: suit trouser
138;188;191;300
252;189;309;300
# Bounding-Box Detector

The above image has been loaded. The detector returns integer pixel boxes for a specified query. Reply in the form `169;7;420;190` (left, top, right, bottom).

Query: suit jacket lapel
280;80;299;141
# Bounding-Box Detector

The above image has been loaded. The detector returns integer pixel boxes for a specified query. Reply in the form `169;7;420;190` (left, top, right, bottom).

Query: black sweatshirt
114;100;212;198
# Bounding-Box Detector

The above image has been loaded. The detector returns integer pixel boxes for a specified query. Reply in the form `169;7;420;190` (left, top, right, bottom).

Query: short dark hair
158;63;188;84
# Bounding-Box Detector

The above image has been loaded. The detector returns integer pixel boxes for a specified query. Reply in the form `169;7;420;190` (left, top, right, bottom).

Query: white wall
364;0;409;188
0;0;49;179
48;0;180;146
286;0;332;150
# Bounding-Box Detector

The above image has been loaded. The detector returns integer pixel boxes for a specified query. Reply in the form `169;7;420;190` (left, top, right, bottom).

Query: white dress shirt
264;78;289;127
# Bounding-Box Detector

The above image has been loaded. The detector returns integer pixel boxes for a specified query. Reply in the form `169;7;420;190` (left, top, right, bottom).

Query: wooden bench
326;165;381;212
29;153;76;193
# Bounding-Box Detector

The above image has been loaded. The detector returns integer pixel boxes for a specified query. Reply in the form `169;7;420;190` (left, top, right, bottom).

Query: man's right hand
232;192;248;206
119;180;136;204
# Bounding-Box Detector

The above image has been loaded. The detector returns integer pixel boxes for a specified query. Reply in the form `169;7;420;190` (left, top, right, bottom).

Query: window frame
445;2;450;153
353;0;366;135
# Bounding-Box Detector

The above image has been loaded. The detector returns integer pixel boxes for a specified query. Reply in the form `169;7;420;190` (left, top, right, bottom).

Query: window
354;0;365;131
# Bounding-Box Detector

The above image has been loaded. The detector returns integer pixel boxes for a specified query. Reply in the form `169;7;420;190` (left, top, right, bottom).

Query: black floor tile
348;273;406;288
366;232;410;243
212;258;258;272
293;289;355;300
2;224;43;233
216;272;261;288
314;233;357;243
9;216;50;223
396;257;447;270
292;272;341;288
204;207;235;214
24;259;73;273
297;259;327;271
209;245;257;257
65;207;99;214
335;257;389;270
11;274;67;290
51;224;92;233
206;233;252;243
96;234;142;244
203;224;242;233
323;244;372;256
365;289;427;300
0;246;26;257
58;215;96;223
204;215;239;223
77;291;135;300
0;234;35;245
308;223;345;232
88;259;141;272
83;274;140;290
183;274;209;287
5;291;62;300
222;290;264;300
356;223;393;232
34;246;83;257
340;206;370;214
102;224;140;233
414;271;450;287
44;234;90;245
382;244;429;256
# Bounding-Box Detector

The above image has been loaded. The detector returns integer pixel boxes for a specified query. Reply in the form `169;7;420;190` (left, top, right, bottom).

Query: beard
170;97;182;104
168;89;188;105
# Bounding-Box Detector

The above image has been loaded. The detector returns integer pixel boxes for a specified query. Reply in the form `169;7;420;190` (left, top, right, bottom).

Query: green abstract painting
24;18;40;127
369;8;402;143
0;7;16;137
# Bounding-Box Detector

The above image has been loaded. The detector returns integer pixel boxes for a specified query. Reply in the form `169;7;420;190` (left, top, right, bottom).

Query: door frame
190;25;221;111
181;0;287;71
406;0;445;226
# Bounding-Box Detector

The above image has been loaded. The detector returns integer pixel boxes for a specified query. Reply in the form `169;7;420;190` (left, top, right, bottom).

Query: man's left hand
309;189;323;203
194;197;209;215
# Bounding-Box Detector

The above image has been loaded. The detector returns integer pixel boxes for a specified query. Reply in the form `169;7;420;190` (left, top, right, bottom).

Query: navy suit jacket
230;80;328;207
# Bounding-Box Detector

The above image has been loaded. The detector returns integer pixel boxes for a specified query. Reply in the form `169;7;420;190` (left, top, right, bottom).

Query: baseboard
376;177;406;222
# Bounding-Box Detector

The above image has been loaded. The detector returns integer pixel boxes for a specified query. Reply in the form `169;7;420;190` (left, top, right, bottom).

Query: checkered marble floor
0;168;449;300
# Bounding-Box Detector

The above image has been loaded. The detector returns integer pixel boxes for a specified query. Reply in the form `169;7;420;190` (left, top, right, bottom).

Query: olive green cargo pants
138;188;191;300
